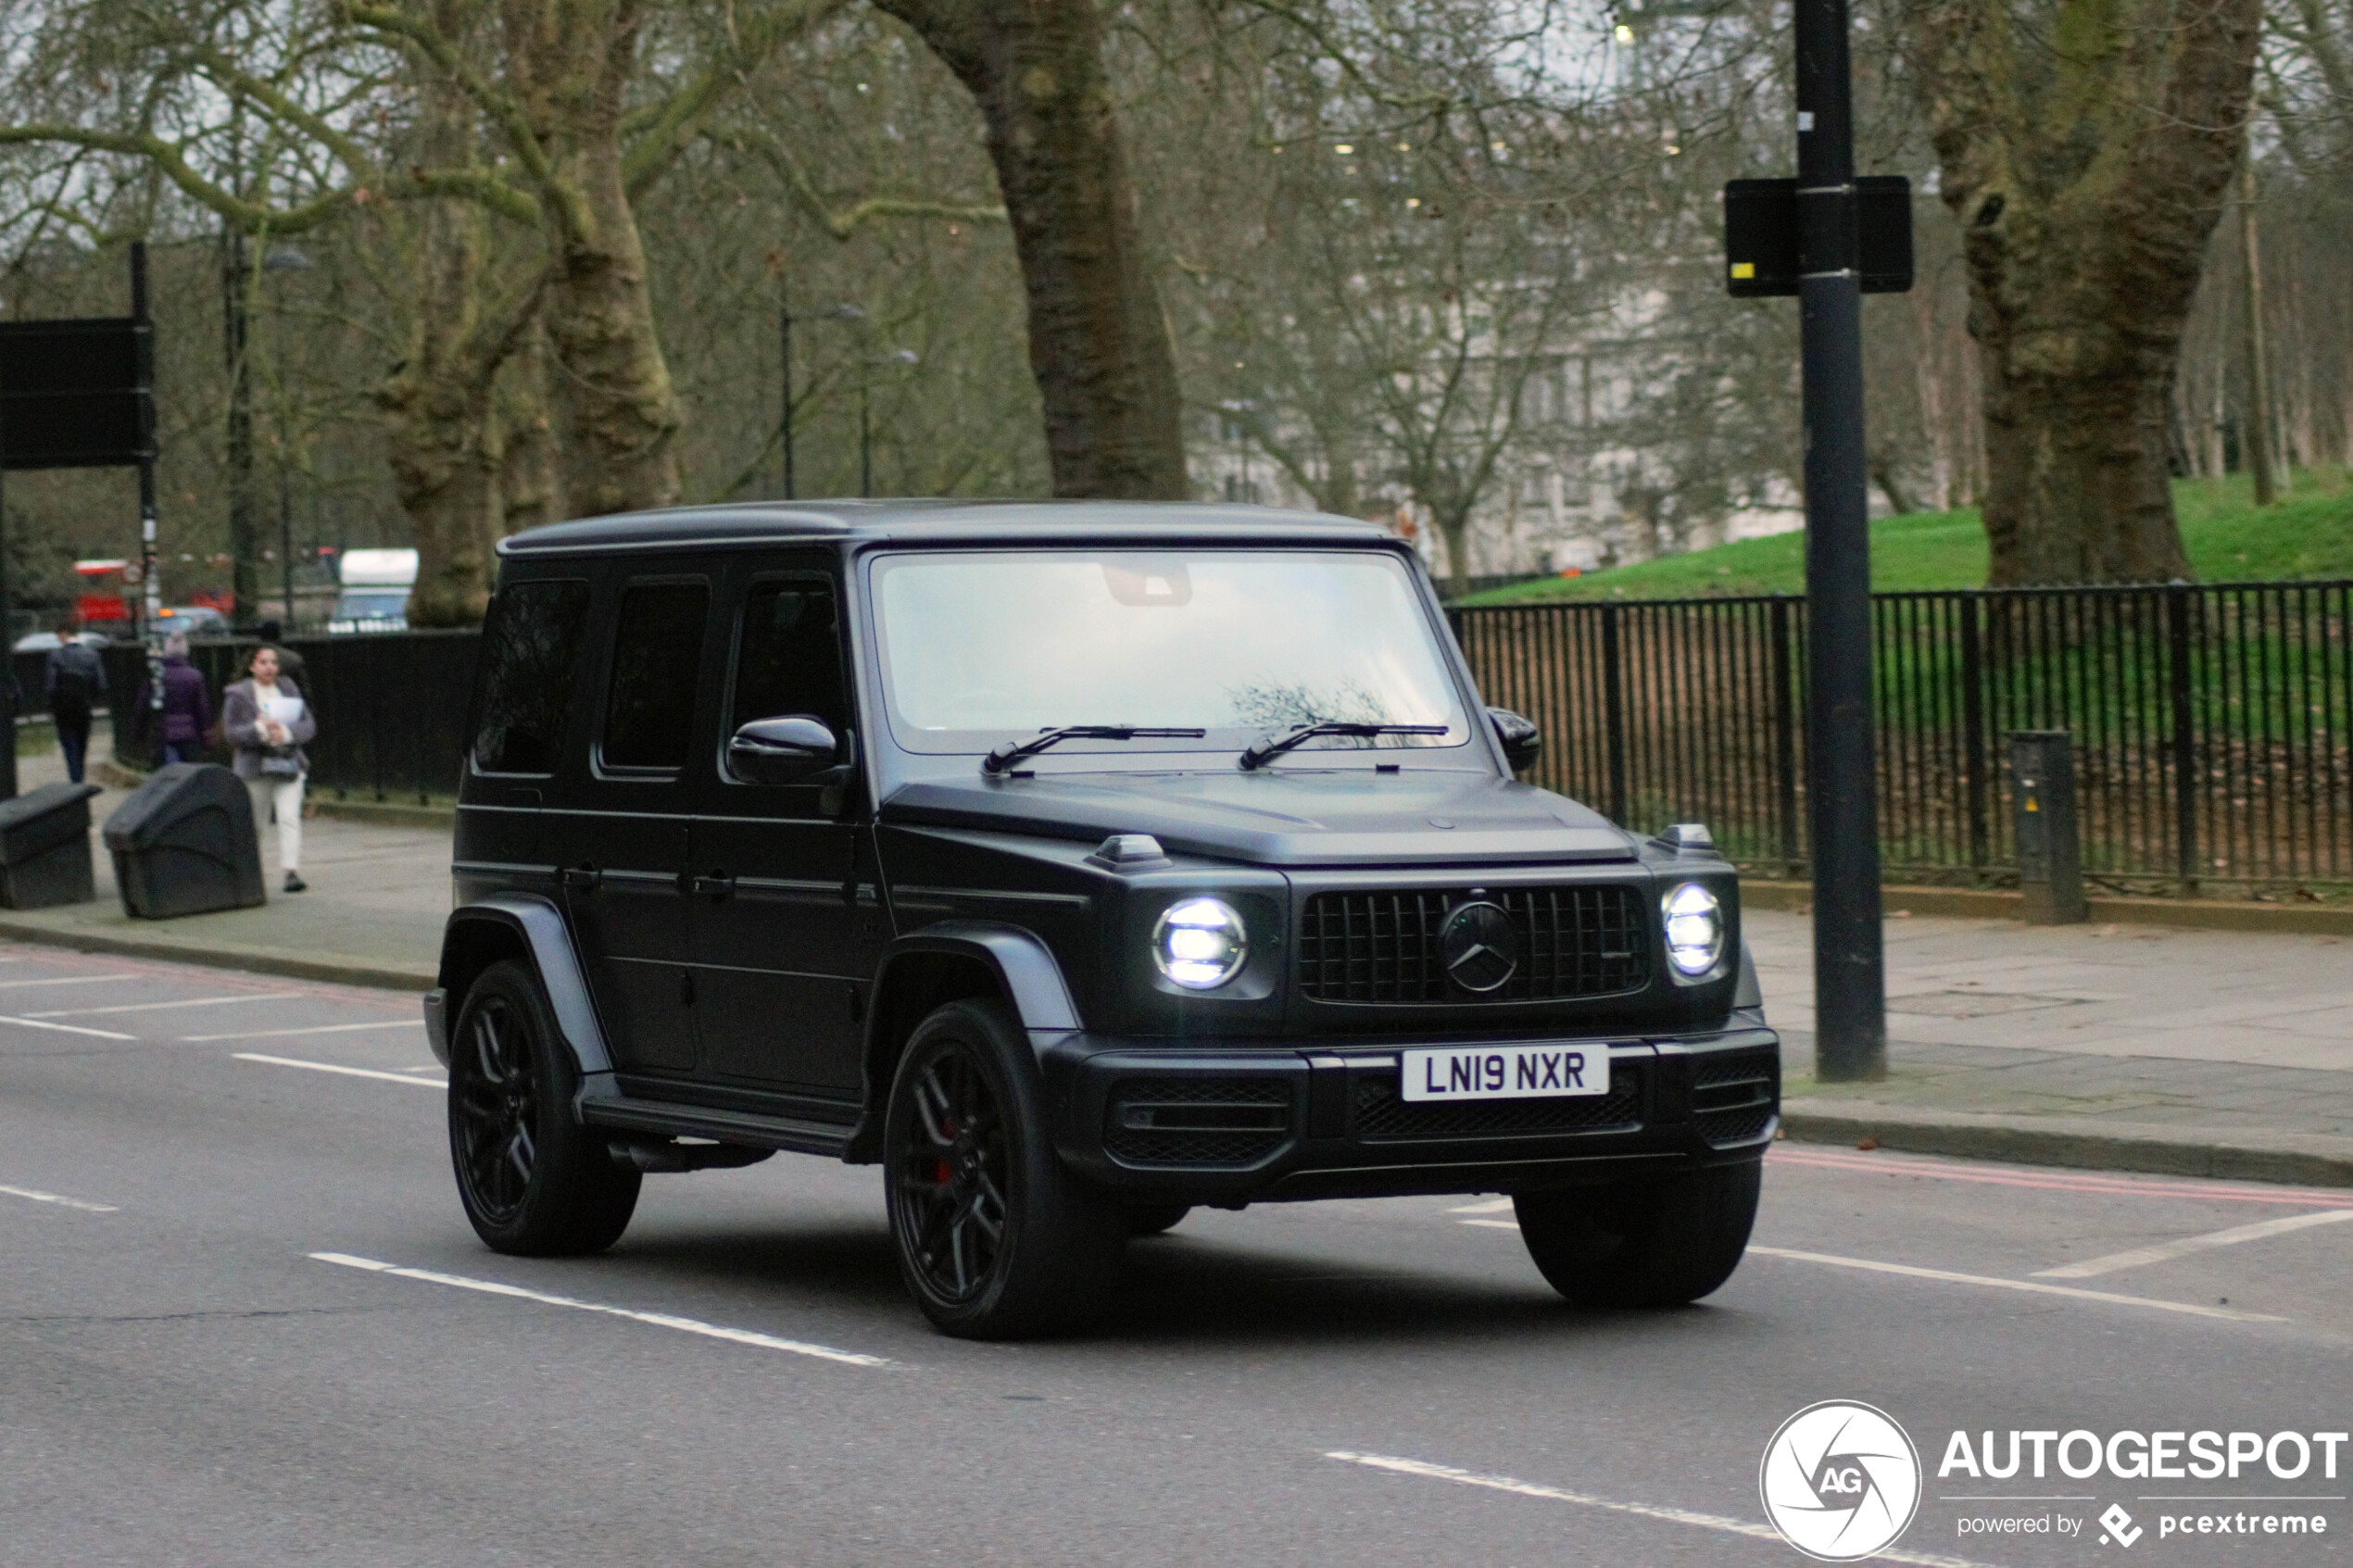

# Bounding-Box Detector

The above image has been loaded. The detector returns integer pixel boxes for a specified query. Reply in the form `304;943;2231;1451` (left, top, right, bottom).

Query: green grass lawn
1463;468;2353;605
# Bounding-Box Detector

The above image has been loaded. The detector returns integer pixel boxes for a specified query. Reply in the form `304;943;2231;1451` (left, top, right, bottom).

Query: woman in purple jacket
130;633;212;765
223;645;317;894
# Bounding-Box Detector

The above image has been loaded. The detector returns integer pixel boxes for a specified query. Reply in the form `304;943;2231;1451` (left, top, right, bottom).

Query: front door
687;567;869;1098
559;573;714;1077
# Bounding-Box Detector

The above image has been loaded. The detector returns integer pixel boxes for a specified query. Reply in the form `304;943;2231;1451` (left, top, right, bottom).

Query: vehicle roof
497;498;1392;557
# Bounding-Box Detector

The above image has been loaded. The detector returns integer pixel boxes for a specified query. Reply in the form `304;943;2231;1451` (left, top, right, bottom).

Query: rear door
557;569;718;1078
686;561;868;1098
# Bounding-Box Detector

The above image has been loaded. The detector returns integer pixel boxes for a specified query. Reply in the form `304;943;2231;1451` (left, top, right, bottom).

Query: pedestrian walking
224;645;315;894
253;621;308;693
42;622;106;784
130;633;211;766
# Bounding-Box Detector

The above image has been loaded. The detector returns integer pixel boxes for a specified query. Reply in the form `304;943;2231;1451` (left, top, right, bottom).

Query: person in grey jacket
223;646;316;894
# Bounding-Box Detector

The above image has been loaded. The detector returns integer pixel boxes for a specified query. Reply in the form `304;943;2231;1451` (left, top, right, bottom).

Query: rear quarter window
472;578;591;774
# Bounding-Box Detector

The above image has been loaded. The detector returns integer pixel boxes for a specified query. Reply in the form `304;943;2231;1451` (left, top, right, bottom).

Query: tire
448;959;640;1256
1126;1203;1192;1237
883;999;1126;1338
1513;1160;1760;1308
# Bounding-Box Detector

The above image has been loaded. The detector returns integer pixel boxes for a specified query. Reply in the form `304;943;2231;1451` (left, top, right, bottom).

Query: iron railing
1450;582;2353;894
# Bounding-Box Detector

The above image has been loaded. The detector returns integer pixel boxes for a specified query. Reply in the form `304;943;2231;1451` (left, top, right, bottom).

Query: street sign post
0;243;160;801
1722;0;1902;1080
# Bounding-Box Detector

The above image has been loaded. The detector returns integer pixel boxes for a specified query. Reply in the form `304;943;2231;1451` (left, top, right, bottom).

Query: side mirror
1488;707;1541;773
727;715;842;785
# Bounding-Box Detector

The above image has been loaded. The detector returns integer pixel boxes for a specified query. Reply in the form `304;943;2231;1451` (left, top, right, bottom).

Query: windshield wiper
982;725;1207;775
1239;721;1449;771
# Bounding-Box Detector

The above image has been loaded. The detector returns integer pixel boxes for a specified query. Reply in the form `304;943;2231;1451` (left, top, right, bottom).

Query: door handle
560;863;601;894
693;872;736;901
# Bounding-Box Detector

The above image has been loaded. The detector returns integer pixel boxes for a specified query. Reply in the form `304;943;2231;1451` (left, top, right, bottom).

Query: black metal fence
31;632;481;802
1450;582;2353;894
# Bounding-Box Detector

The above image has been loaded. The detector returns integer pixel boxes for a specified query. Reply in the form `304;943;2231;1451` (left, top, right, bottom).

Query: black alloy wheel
448;960;640;1256
894;1042;1011;1302
884;1000;1126;1338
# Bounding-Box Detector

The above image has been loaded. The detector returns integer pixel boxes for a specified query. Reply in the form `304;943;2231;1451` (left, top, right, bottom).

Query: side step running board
578;1090;856;1160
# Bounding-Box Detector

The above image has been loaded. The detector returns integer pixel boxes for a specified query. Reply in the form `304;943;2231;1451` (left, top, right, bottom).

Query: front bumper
1040;1023;1779;1204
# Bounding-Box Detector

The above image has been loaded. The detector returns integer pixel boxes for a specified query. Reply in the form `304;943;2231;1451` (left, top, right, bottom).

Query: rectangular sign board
1723;176;1915;297
0;318;153;470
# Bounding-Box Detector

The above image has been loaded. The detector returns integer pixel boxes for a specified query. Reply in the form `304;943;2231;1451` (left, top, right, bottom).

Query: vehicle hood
878;768;1638;867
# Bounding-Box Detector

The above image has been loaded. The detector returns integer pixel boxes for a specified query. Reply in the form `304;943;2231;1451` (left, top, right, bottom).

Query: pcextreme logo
1760;1400;1924;1562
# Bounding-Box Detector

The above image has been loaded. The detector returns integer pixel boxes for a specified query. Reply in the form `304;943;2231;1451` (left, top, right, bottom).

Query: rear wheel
448;960;639;1256
1514;1161;1759;1308
884;999;1126;1338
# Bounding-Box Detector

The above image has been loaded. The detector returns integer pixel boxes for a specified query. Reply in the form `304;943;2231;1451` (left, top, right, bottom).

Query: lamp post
262;245;311;628
780;292;865;499
860;348;919;498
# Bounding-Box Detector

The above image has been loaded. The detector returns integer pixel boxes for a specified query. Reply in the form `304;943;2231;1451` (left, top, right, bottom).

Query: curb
0;916;434;993
1780;1103;2353;1189
307;798;455;830
1742;879;2353;936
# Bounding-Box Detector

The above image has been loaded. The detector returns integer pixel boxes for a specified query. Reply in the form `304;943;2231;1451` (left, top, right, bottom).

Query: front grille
1297;886;1651;1004
1352;1064;1643;1141
1692;1049;1779;1146
1102;1078;1292;1168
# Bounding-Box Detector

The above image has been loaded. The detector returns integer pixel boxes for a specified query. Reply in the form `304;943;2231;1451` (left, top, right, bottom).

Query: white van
329;548;417;633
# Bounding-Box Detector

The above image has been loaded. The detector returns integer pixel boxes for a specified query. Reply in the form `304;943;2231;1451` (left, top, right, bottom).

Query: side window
472;578;590;775
727;579;849;757
601;581;711;772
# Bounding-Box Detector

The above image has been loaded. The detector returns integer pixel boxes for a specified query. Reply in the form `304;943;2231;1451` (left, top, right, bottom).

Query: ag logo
1759;1400;1922;1561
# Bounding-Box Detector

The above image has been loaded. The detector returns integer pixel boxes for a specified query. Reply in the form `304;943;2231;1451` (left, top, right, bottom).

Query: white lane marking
2034;1209;2353;1279
0;1014;137;1040
1323;1452;2001;1568
186;1020;420;1043
1746;1245;2285;1323
26;992;305;1018
1460;1218;1518;1230
233;1053;446;1088
1448;1198;1515;1214
0;974;135;991
0;1183;119;1213
309;1253;890;1367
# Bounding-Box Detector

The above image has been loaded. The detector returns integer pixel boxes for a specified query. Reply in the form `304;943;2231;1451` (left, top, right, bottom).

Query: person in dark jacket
130;633;212;765
42;621;106;784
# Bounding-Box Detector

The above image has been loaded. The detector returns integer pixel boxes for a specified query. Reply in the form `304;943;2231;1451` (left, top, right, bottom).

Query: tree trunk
497;321;564;533
380;196;502;628
1916;0;2260;583
505;0;684;518
873;0;1188;499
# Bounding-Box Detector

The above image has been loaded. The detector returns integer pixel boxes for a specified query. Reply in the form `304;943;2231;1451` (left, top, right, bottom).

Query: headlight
1662;883;1724;976
1153;897;1248;989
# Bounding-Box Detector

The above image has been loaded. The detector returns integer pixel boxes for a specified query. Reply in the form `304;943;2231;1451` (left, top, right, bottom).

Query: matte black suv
427;501;1779;1337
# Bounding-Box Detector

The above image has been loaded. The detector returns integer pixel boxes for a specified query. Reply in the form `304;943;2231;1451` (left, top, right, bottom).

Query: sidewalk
1752;909;2353;1185
5;730;2347;1184
0;730;443;988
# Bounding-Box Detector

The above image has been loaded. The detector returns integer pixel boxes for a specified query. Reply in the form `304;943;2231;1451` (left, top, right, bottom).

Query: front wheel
448;960;640;1256
1514;1161;1760;1308
884;999;1126;1338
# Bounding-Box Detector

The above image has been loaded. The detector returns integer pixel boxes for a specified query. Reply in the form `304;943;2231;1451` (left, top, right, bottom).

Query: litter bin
102;764;267;919
0;781;103;909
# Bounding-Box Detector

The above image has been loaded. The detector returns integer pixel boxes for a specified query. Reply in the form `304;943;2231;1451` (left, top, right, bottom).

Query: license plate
1402;1044;1611;1102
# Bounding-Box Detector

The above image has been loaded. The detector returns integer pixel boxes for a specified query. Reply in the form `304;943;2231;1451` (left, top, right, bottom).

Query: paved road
2;942;2348;1566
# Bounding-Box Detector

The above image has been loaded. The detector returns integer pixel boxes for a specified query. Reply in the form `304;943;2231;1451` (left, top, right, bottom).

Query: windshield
870;549;1471;760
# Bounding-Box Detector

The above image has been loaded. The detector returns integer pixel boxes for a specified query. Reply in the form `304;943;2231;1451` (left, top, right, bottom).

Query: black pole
780;278;796;500
1795;0;1885;1080
134;242;164;757
222;226;258;626
0;458;15;802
